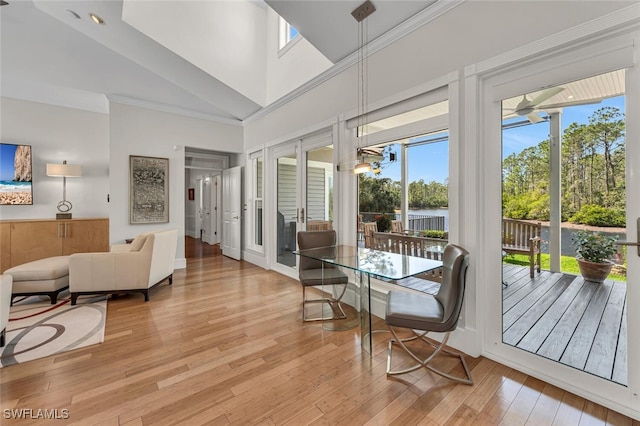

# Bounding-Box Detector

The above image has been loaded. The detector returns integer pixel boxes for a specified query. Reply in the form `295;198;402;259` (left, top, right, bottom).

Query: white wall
0;97;242;269
245;0;630;149
123;0;269;106
0;98;109;220
109;102;243;265
242;1;640;418
265;8;333;104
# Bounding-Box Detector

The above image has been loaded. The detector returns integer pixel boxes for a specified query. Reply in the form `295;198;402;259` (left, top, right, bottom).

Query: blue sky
502;95;625;159
369;95;625;184
0;143;18;181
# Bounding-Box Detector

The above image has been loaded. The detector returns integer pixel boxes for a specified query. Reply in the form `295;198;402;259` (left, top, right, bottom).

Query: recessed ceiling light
67;9;81;19
89;13;105;25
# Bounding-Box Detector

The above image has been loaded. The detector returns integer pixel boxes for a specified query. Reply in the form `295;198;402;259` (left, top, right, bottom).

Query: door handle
615;217;640;257
301;207;305;224
616;241;640;257
233;216;239;219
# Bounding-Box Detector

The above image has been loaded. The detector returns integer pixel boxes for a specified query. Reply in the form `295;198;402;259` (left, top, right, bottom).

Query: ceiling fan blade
526;113;544;124
540;97;603;110
529;87;564;107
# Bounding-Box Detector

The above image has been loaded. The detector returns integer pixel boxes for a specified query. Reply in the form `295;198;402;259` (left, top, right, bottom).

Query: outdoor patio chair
391;220;404;234
363;222;378;248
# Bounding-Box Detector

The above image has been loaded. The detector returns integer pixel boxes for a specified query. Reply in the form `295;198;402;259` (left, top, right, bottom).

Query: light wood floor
1;253;638;425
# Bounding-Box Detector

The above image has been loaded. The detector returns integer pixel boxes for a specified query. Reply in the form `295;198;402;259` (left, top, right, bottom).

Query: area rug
1;295;107;368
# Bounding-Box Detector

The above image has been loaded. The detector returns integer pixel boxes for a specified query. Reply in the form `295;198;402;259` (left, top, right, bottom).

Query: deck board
503;273;564;329
612;296;628;385
536;280;599;361
560;282;612;370
502;265;627;385
503;274;575;345
514;276;586;352
584;281;626;381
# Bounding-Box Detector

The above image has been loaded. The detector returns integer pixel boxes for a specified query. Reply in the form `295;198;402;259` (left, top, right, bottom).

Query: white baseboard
174;258;187;270
242;250;268;269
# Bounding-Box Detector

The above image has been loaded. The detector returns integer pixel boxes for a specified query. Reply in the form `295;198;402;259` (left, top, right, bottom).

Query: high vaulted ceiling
0;0;439;123
266;0;437;63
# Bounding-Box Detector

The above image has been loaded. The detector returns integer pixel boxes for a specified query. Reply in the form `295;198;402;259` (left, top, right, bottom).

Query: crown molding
243;0;466;126
107;95;244;127
469;3;640;78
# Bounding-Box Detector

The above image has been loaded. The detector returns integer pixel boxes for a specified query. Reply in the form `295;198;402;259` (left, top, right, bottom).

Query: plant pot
577;258;614;283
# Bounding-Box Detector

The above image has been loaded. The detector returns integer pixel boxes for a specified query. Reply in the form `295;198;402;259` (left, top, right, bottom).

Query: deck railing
360;212;446;232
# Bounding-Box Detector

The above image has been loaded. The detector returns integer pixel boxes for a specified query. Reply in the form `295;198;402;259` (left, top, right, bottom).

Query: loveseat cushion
129;234;148;251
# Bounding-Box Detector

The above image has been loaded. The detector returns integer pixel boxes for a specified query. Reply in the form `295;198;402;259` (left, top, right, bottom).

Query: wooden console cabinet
0;218;109;273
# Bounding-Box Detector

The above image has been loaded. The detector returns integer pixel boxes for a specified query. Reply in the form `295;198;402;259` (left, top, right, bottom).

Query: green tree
359;175;400;213
588;107;625;207
503;106;625;225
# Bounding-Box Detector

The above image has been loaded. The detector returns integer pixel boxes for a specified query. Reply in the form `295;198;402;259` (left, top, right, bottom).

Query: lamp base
56;213;72;220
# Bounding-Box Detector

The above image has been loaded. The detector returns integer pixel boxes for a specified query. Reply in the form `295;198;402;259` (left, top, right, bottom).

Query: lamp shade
353;162;372;174
46;162;82;177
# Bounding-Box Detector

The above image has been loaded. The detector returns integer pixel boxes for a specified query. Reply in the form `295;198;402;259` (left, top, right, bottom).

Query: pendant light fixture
351;0;376;174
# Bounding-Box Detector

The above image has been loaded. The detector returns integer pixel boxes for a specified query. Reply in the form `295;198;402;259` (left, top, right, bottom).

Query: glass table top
294;245;442;280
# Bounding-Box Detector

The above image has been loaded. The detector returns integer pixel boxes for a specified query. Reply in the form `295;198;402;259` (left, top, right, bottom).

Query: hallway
185;236;221;259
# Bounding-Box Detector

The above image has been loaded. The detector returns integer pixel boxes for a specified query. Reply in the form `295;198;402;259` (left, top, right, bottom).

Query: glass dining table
294;245;443;353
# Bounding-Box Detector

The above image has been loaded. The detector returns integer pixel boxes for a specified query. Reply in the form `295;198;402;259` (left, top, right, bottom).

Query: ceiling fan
506;87;565;123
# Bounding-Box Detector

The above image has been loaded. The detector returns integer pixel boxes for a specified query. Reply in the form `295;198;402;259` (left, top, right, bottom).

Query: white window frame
246;150;265;254
344;74;464;331
278;16;300;54
471;27;639;419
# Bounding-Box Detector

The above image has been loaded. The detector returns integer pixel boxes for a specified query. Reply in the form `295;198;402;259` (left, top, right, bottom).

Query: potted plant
571;230;618;283
375;214;392;233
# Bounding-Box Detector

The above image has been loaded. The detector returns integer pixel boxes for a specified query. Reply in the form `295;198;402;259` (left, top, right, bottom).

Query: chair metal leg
386;327;473;385
302;284;348;322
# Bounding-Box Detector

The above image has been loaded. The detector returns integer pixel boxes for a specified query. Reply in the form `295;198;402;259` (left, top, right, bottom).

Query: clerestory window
278;16;299;51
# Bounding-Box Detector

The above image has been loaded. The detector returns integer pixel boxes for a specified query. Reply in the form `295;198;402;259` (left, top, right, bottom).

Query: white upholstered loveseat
68;229;178;305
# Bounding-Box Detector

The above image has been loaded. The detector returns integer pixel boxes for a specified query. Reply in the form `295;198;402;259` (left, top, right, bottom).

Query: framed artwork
0;143;33;205
129;155;169;224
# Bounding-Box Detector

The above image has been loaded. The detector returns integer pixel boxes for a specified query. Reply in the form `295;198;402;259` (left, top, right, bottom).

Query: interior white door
201;176;213;244
211;175;220;244
195;178;203;240
222;166;242;260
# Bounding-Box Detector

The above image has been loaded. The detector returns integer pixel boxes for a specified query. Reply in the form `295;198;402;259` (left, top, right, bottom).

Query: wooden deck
502;264;627;385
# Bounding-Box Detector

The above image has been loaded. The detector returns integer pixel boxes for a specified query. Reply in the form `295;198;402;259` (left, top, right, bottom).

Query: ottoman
1;274;12;346
4;256;70;304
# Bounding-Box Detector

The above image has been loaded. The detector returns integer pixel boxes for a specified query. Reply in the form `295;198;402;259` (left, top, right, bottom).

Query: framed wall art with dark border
129;155;169;224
